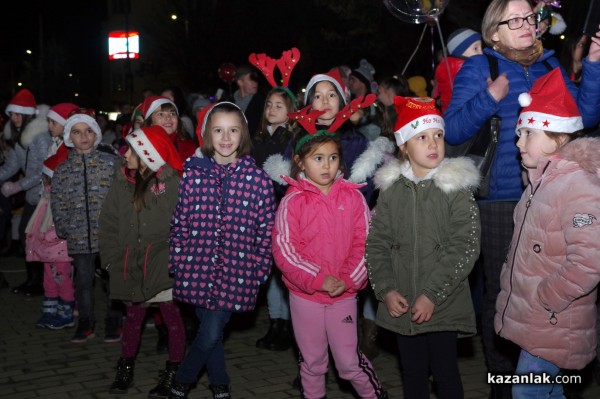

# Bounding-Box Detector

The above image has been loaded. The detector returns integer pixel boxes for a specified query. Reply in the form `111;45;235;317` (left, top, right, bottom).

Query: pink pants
289;293;385;399
43;262;74;301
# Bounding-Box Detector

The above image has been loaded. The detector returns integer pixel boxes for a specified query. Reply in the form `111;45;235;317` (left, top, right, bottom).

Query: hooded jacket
0;108;52;205
100;162;180;303
366;157;481;336
169;155;275;312
495;138;600;370
444;48;600;202
272;175;370;304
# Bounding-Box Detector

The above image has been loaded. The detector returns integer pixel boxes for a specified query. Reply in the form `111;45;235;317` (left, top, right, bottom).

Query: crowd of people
1;1;600;398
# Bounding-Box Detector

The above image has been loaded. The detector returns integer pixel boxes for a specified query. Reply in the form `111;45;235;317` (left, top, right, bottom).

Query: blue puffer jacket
445;48;600;202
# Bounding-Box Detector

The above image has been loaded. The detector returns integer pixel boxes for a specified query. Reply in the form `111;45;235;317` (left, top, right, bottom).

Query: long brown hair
129;151;159;212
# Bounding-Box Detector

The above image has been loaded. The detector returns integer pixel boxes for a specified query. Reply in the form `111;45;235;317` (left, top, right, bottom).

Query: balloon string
402;23;428;76
433;17;454;93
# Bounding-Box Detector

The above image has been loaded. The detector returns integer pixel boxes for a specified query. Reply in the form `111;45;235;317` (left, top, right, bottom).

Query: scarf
493;39;543;67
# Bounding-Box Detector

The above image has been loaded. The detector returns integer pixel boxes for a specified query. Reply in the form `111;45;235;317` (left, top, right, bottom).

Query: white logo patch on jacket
572;213;596;228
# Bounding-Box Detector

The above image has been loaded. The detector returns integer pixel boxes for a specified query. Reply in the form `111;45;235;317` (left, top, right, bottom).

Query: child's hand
328;279;346;297
384;291;409;317
411;294;435;324
322;275;340;293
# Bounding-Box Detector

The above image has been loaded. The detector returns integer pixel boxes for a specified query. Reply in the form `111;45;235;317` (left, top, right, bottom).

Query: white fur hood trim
348;136;396;183
262;153;291;186
374;156;481;193
20;104;50;148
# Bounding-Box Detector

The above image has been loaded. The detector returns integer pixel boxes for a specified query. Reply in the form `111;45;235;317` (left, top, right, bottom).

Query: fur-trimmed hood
261;136;396;186
17;104;50;148
374;156;481;193
557;137;600;179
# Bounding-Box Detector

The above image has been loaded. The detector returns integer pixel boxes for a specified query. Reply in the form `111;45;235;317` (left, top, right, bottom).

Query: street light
26;49;32;55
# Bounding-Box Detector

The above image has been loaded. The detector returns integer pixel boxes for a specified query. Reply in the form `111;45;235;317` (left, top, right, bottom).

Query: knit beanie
393;97;444;146
5;89;37;116
350;59;376;93
447;28;482;57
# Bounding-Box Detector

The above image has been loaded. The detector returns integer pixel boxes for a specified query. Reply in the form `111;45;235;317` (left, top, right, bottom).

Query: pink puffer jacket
495;138;600;370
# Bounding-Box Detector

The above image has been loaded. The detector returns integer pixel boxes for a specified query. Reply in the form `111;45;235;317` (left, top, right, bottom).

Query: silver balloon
383;0;448;24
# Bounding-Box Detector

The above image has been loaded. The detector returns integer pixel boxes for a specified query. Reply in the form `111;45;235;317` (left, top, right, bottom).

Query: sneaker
104;317;123;343
71;318;95;343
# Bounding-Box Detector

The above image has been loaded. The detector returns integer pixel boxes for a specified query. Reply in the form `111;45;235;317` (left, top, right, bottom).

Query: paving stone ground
2;256;599;398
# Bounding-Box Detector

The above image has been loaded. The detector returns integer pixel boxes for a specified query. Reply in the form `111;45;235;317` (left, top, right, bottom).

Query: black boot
24;262;44;297
148;361;179;399
210;384;231;399
256;318;281;349
268;319;293;351
108;357;135;394
156;323;169;353
168;381;190;399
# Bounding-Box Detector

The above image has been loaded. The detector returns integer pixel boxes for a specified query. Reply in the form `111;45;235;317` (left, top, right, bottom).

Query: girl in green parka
99;125;185;399
366;96;481;399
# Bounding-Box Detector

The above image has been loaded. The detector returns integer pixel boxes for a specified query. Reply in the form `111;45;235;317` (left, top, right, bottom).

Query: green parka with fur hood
366;157;481;336
99;162;180;303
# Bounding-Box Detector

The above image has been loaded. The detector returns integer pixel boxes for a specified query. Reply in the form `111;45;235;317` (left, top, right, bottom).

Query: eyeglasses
153;111;177;120
497;14;537;30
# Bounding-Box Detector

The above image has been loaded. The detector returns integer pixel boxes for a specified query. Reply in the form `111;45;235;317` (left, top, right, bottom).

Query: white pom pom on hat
518;93;532;107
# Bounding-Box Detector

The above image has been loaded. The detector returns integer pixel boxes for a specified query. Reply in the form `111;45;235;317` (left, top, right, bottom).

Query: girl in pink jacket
272;102;388;399
495;68;600;398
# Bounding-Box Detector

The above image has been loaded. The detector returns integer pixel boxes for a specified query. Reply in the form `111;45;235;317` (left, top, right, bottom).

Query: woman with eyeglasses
444;1;600;398
141;96;197;161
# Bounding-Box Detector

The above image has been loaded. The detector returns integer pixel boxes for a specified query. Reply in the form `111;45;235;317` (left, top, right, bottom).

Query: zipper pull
549;311;557;325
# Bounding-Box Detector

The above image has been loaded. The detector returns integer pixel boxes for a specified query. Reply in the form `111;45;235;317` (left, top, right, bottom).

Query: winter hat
195;101;248;148
141;96;178;119
126;125;183;172
47;103;80;125
393;96;445;146
407;76;428;97
516;68;583;134
305;69;348;105
5;89;37;116
350;59;377;93
63;110;103;148
447;28;481;57
42;144;69;178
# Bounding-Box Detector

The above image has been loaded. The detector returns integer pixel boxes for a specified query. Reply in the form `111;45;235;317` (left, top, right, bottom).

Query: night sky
0;0;591;111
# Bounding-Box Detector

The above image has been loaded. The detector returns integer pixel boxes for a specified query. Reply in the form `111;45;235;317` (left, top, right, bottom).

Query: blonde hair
482;0;532;48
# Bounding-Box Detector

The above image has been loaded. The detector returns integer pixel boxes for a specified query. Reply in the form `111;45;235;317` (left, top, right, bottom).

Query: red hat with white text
393;96;444;146
517;68;583;134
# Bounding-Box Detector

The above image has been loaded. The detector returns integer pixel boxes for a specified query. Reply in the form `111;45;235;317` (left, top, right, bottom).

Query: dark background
0;0;592;110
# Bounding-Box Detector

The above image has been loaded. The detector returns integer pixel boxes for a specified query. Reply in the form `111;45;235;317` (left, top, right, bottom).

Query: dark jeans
479;201;520;374
397;331;463;399
175;307;232;386
72;253;98;323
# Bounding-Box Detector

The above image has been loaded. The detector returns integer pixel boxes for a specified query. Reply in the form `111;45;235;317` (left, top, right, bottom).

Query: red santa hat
393;96;444;146
5;89;37;116
516;68;583;134
42;144;70;178
126;125;183;172
304;69;348;106
63;109;103;148
141;96;178;119
47;103;80;126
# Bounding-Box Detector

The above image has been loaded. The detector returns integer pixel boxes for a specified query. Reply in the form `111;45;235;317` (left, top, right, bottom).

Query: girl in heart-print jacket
168;153;275;313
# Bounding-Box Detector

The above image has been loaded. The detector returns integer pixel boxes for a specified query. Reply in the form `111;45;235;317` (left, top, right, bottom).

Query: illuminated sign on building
108;31;140;60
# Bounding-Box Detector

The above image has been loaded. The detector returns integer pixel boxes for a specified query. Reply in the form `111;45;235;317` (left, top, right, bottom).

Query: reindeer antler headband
291;94;377;153
248;47;301;103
